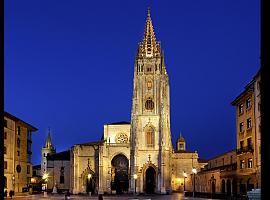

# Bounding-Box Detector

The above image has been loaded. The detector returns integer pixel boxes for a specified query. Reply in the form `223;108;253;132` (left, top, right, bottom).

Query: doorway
145;166;156;194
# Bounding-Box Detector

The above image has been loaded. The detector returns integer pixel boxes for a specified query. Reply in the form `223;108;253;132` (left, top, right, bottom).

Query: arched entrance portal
145;166;156;194
111;154;129;194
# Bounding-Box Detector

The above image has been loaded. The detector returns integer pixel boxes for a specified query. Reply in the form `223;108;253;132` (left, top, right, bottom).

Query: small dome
177;133;185;142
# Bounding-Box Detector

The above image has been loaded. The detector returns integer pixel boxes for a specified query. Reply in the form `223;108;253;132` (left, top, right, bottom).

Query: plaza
5;193;218;200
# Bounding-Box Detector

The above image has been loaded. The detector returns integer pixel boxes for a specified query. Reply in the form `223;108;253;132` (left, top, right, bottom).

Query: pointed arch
144;125;155;147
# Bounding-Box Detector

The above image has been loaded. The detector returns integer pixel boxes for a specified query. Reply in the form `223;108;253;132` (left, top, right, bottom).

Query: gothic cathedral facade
67;9;205;195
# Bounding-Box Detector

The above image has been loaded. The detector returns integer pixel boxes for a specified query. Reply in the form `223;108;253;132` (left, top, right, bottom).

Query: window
240;141;244;150
248;158;253;168
60;167;65;184
17;126;21;135
4;146;7;154
17;151;20;156
145;127;154;147
4;119;7;127
230;155;233;164
4;176;7;188
246;98;251;109
258;102;261;112
257;81;260;91
27;165;30;174
247;138;252;149
27;130;32;140
4;132;7;139
147;80;153;90
239;104;244;114
247;118;252;129
4;161;7;169
240;160;245;169
239;122;244;133
145;97;154;110
17;138;20;148
147;67;152;72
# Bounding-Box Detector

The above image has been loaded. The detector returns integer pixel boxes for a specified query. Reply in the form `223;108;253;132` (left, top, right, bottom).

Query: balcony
236;145;254;154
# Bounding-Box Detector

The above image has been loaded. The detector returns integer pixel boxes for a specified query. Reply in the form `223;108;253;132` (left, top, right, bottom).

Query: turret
177;132;186;151
41;128;56;175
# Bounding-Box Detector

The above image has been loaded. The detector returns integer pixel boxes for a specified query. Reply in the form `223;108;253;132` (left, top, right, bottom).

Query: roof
107;121;130;125
198;158;208;163
231;69;260;106
75;140;105;146
174;150;196;154
47;150;70;161
4;111;38;131
207;149;236;161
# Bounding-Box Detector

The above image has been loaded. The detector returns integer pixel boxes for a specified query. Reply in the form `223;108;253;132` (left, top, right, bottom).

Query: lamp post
183;171;187;192
192;168;197;197
133;174;137;195
88;174;92;196
42;173;48;197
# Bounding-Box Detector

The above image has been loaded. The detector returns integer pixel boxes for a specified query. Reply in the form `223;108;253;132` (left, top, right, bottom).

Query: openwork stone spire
44;128;54;149
138;8;161;58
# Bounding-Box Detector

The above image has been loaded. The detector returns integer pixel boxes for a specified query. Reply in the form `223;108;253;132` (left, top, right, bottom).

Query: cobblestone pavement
7;193;219;200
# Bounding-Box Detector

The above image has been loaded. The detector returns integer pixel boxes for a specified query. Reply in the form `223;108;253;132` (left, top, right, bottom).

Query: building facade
67;9;205;195
4;112;38;194
231;70;261;193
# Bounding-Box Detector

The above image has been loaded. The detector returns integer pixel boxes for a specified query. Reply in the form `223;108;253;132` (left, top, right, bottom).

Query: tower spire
138;7;160;57
44;127;54;149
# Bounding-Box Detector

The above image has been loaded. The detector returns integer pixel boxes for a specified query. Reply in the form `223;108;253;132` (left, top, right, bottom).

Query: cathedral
39;9;207;195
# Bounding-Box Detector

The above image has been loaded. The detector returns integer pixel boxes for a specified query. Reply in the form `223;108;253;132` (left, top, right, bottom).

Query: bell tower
130;8;173;194
41;128;56;175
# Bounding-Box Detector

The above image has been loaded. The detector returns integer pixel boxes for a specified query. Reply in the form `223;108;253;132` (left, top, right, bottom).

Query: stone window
247;118;252;129
248;158;252;168
4;146;7;154
116;133;128;143
4;119;7;127
4;132;7;139
240;141;244;150
60;167;65;184
239;122;244;133
238;104;243;114
240;160;245;169
27;165;30;174
4;161;7;169
147;80;153;90
247;138;252;149
17;138;20;148
17;151;20;156
145;97;154;110
246;97;251;109
17;126;21;135
145;126;154;147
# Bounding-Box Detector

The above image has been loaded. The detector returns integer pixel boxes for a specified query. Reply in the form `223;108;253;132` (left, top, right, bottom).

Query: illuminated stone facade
4;112;38;194
68;9;205;195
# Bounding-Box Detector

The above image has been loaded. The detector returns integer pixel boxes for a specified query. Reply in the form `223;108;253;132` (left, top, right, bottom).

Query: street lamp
42;173;49;197
192;168;197;197
133;174;138;195
183;171;187;192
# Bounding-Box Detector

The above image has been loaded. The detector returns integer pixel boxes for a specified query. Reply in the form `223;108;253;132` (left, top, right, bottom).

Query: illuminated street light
192;168;197;197
183;171;187;192
134;174;138;194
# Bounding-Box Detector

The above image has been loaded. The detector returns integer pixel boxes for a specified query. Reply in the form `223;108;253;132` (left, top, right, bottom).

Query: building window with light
239;122;244;133
17;126;21;135
239;104;243;114
247;118;252;129
248;158;252;168
246;97;251;109
240;160;245;169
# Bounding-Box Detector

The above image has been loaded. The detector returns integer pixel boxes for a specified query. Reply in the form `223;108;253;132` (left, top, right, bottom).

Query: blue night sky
4;1;260;165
